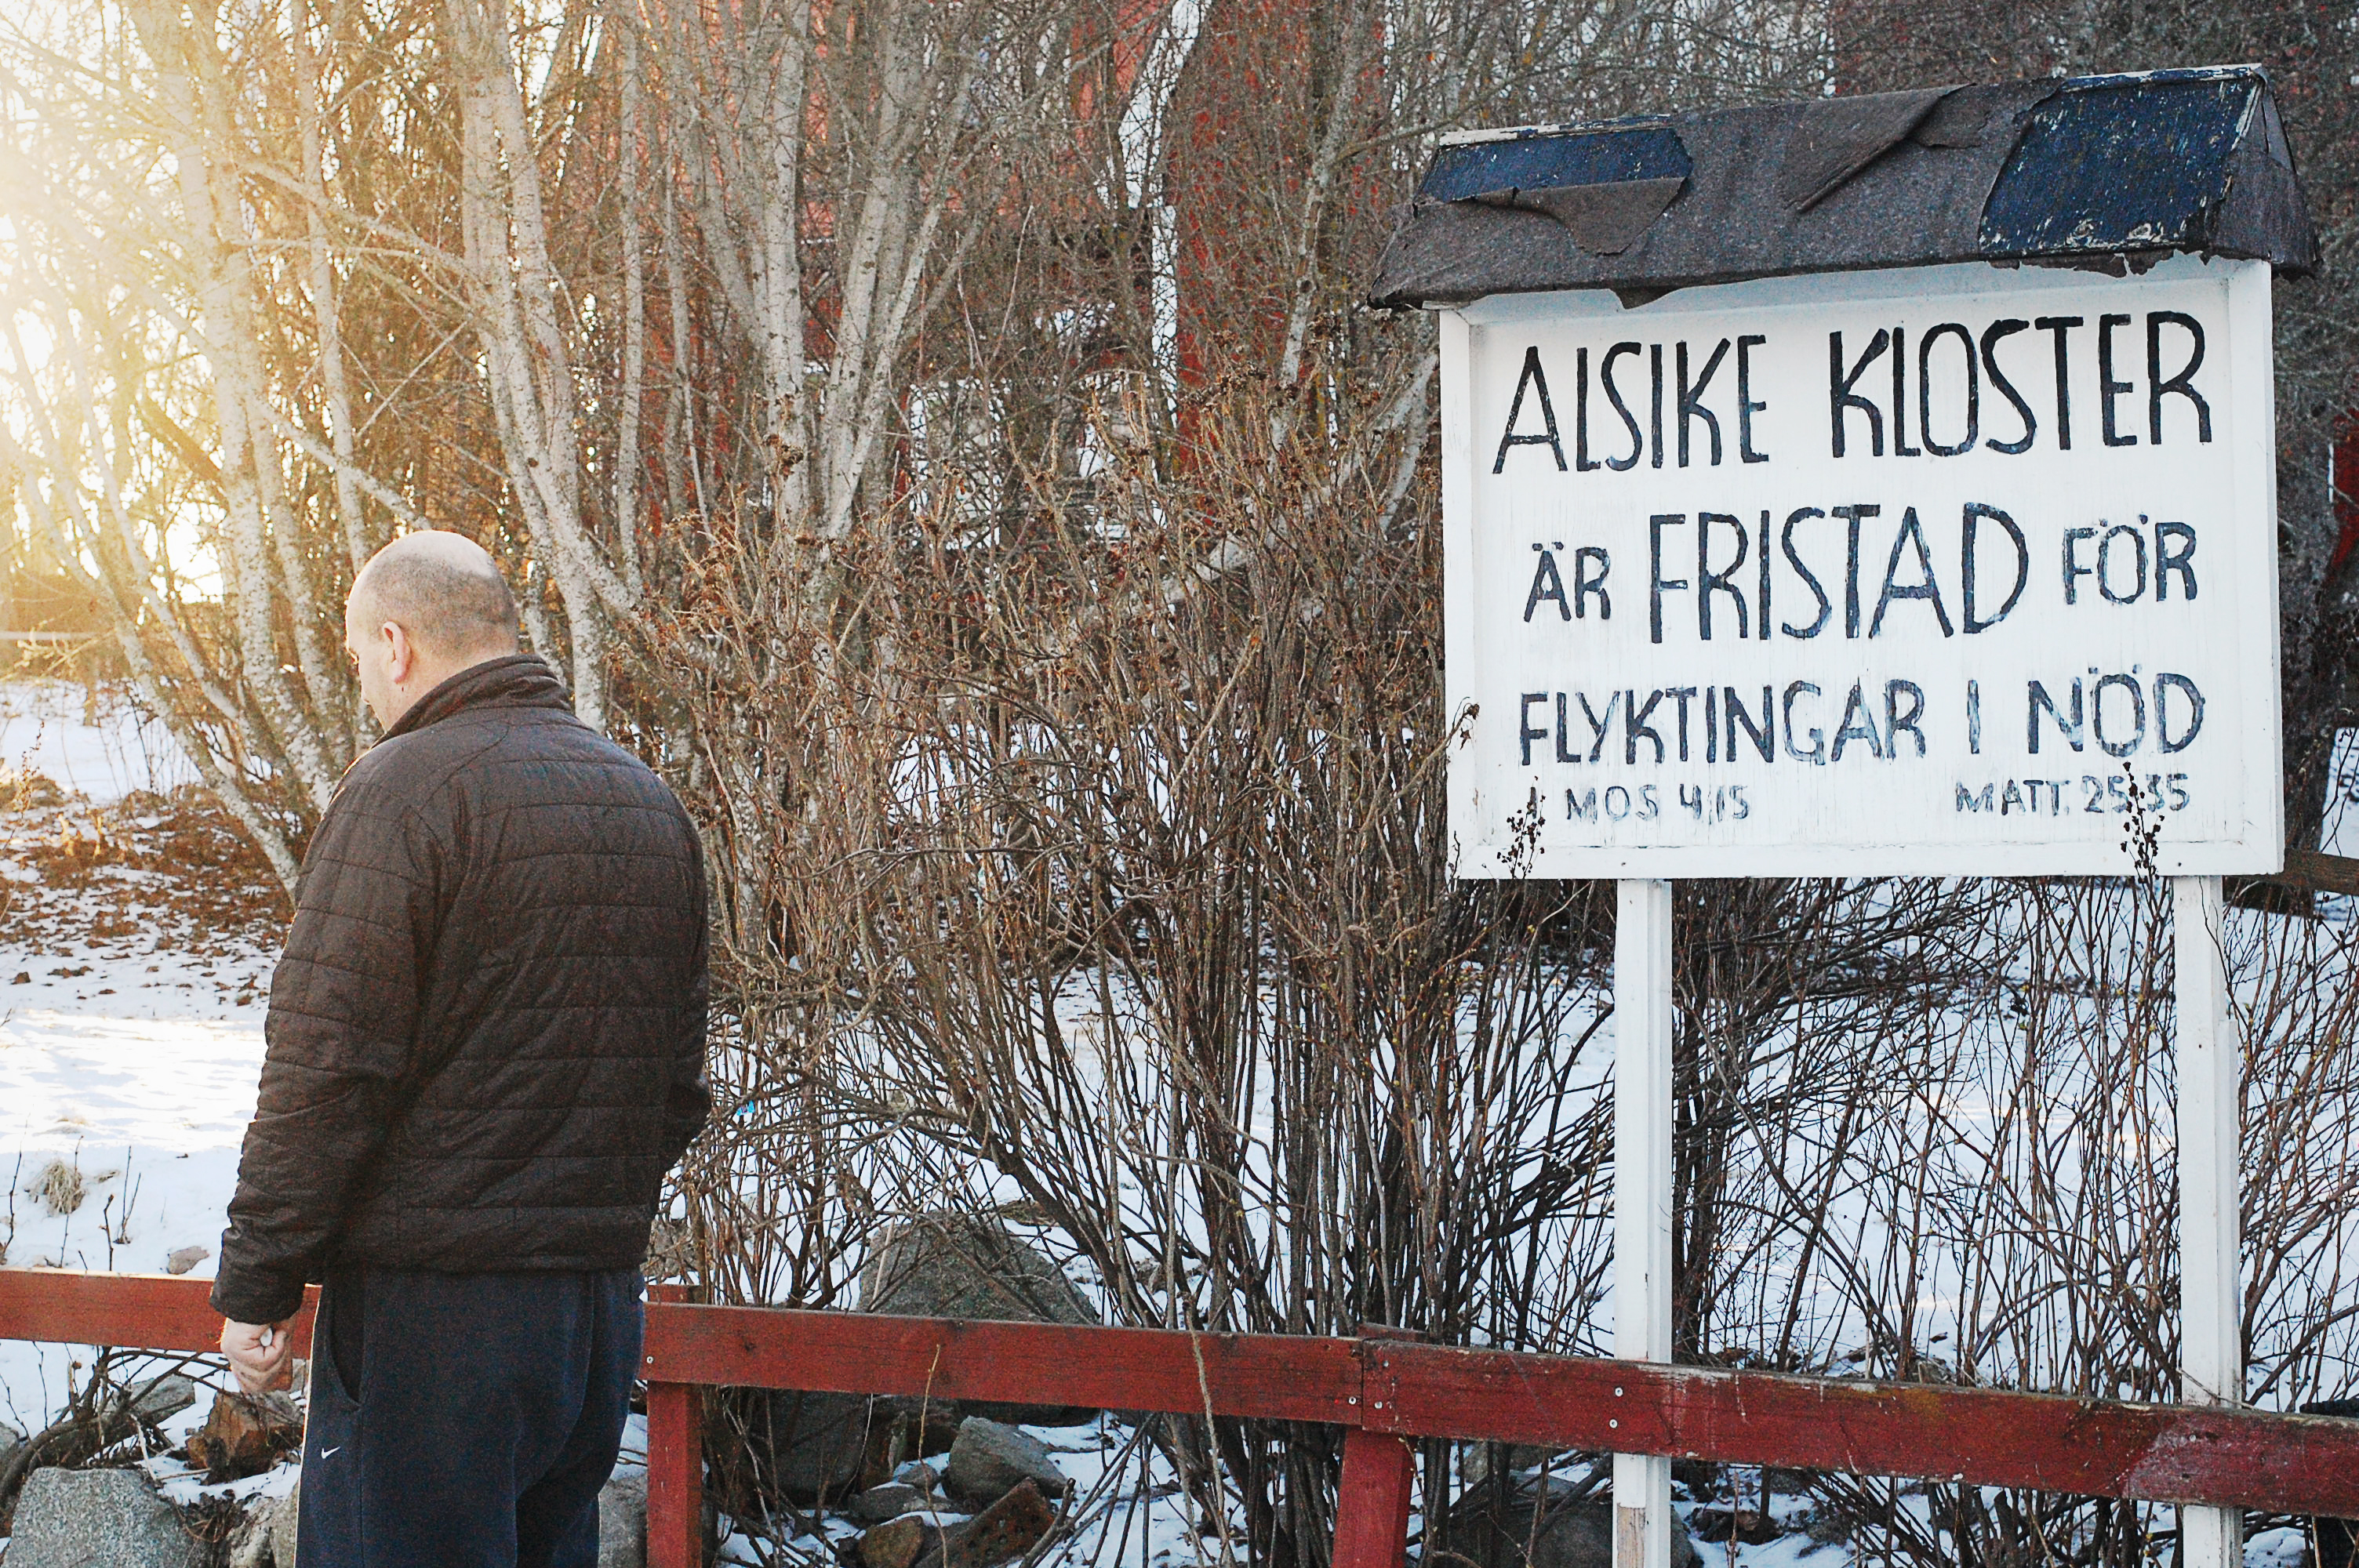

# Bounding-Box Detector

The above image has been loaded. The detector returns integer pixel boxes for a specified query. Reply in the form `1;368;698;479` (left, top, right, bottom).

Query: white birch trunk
443;0;642;728
129;0;342;814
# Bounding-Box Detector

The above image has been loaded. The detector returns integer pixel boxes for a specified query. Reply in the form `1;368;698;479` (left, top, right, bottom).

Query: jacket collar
383;654;576;741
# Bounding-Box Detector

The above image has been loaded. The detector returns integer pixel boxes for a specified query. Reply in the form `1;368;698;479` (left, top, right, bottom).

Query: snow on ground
0;782;281;1446
0;978;269;1446
0;680;194;805
707;1418;1216;1568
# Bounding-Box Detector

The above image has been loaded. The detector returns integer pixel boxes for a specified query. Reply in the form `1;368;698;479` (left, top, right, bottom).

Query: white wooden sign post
1437;254;2281;1568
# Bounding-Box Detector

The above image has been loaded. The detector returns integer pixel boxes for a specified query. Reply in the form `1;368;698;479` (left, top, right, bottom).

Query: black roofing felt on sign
1422;124;1693;201
1367;67;2315;309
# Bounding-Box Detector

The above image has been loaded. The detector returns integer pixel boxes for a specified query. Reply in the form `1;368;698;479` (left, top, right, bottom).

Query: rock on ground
937;1478;1057;1568
6;1466;205;1568
941;1418;1068;1508
852;1480;930;1523
131;1374;199;1425
228;1497;278;1568
747;1388;895;1503
1448;1494;1702;1568
598;1470;648;1568
858;1214;1099;1427
859;1215;1095;1327
860;1513;945;1568
1687;1505;1781;1545
1461;1443;1569;1487
0;1416;24;1474
272;1478;301;1568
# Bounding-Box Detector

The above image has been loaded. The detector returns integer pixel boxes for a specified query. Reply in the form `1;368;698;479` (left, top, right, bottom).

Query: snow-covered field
0;682;314;1556
0;679;195;806
0;681;282;1472
0;953;271;1428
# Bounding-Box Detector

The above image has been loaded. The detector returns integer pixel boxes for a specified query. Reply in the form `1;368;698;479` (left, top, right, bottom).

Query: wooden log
2281;848;2359;898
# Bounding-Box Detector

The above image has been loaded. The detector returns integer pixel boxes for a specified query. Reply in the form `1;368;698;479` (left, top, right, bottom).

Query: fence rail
5;1269;2359;1568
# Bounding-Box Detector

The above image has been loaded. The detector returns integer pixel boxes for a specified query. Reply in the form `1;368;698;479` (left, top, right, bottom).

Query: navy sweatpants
297;1266;644;1568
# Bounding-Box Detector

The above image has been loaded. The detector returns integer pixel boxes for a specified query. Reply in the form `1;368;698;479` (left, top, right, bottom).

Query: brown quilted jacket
211;655;711;1325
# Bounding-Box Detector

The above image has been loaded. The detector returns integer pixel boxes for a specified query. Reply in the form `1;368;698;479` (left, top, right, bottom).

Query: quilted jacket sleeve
663;831;714;1161
210;777;444;1324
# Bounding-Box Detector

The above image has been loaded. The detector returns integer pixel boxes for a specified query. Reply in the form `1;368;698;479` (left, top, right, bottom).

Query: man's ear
382;620;415;683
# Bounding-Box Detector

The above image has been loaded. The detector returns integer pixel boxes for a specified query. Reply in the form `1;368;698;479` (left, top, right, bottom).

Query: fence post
1614;879;1674;1568
1334;1323;1422;1568
645;1283;703;1568
1334;1428;1416;1568
2174;874;2242;1568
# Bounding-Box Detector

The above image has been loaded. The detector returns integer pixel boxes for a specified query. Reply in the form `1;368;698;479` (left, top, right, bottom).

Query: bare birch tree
1;0;376;884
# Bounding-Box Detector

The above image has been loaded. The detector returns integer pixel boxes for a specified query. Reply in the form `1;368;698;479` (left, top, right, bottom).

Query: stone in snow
227;1497;278;1568
271;1477;300;1568
164;1243;211;1275
130;1373;198;1425
1450;1491;1703;1568
1688;1505;1781;1544
859;1214;1096;1328
860;1513;944;1568
941;1417;1069;1508
858;1214;1100;1428
598;1470;648;1568
852;1480;930;1523
6;1466;205;1568
748;1387;889;1503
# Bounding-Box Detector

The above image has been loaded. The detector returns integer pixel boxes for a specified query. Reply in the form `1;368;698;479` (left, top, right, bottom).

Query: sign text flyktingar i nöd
1441;256;2279;877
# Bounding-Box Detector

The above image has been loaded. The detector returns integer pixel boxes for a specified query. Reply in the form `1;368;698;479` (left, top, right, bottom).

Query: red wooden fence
6;1269;2359;1568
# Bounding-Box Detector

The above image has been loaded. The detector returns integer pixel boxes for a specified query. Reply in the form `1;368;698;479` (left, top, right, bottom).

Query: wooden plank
645;1381;703;1568
640;1305;1366;1425
0;1269;315;1356
1613;879;1675;1568
1365;1344;2359;1515
2175;874;2242;1568
1332;1428;1415;1568
13;1272;2359;1520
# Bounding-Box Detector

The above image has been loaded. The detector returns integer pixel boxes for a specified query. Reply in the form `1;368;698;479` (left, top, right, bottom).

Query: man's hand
221;1317;296;1395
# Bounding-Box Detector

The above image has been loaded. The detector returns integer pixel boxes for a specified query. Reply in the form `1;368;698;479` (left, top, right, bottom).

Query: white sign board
1441;255;2281;878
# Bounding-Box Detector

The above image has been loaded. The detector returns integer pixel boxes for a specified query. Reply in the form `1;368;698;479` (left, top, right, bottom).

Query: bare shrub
8;2;2359;1563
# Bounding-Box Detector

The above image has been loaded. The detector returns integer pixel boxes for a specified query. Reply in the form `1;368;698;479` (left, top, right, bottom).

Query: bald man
212;532;710;1567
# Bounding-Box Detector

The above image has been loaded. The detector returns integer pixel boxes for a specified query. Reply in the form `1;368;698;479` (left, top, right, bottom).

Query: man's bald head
350;532;519;662
344;532;522;728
